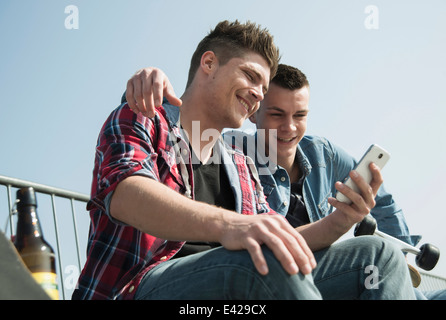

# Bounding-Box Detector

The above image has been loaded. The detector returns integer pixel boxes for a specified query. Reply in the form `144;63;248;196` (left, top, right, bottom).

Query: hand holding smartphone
336;144;390;204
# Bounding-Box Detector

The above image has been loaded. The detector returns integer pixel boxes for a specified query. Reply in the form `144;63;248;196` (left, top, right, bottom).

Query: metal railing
0;174;89;300
2;175;445;299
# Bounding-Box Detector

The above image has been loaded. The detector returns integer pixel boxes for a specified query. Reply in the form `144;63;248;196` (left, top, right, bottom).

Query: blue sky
1;0;445;295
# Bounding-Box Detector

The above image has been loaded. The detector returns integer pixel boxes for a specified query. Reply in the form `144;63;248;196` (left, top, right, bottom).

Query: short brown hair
186;20;280;88
271;64;309;90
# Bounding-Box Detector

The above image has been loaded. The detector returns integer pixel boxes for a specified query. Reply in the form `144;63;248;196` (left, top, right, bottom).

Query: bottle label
32;272;59;300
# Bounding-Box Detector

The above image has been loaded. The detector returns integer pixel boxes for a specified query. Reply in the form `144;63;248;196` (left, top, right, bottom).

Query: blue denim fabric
134;236;415;300
223;131;421;247
415;289;446;300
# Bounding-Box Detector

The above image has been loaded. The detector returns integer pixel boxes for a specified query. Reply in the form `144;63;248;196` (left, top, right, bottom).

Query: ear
200;51;218;74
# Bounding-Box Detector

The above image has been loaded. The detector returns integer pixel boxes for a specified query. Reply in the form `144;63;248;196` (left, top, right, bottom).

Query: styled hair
271;64;309;90
186;20;280;88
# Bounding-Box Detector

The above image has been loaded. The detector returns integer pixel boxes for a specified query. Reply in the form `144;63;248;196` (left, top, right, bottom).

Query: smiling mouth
277;136;297;143
238;97;253;114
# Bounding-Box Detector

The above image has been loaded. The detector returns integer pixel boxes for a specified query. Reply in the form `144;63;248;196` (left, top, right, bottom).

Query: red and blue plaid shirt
72;102;274;300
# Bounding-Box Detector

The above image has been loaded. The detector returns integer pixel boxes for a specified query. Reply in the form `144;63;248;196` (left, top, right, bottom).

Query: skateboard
354;215;440;271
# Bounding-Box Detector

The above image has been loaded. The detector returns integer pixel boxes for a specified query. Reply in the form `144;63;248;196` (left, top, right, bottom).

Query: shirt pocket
261;182;275;197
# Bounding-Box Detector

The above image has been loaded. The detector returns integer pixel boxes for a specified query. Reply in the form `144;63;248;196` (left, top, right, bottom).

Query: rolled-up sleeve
87;103;161;220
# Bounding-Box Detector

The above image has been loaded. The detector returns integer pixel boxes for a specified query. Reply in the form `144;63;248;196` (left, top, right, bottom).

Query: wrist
327;209;356;235
201;205;234;242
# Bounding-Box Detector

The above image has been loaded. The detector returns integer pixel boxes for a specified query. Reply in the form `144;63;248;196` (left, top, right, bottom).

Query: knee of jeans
355;235;405;264
260;246;296;277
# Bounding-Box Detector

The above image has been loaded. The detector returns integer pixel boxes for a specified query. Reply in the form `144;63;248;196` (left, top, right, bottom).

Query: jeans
414;288;446;300
134;236;415;300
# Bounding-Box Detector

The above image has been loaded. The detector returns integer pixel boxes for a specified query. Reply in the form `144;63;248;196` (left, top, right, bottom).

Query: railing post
70;198;82;272
6;185;15;236
50;194;65;300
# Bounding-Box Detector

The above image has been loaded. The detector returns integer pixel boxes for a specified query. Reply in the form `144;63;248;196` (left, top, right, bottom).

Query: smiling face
204;51;271;130
250;83;310;166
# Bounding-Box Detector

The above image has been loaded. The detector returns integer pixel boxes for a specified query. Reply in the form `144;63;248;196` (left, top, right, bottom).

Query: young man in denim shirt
226;64;445;299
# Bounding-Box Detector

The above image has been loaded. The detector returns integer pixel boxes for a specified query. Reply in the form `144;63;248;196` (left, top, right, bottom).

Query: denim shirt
223;131;421;246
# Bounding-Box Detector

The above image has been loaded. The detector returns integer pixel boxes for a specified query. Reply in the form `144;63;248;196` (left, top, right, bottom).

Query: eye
294;113;308;119
244;70;254;81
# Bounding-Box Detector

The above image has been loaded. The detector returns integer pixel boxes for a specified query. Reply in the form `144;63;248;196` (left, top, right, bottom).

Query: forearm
297;211;352;251
299;163;385;251
110;175;317;276
110;175;229;242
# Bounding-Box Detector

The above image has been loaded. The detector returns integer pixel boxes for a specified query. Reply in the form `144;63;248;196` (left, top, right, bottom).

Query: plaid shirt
72;102;273;300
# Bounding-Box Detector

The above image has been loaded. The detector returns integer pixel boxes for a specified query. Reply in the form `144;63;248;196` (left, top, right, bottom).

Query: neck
179;92;222;164
278;155;300;183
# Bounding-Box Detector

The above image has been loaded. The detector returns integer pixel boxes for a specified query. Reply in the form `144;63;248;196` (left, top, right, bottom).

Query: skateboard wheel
416;243;440;271
354;215;377;237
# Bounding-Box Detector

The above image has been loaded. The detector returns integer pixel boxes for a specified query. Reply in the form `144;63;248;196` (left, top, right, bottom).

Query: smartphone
336;144;390;204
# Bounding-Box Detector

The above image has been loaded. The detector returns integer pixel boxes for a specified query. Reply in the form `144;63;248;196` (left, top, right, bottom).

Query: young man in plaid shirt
73;20;415;300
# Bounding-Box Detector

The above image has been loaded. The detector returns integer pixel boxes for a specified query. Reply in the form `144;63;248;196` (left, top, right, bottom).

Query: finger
328;195;368;228
153;68;182;108
335;180;365;207
244;216;300;275
292;229;317;270
280;225;315;274
348;170;378;210
165;82;182;107
151;69;165;108
328;194;358;215
245;239;269;276
368;163;383;195
261;232;299;275
132;75;148;116
333;182;372;220
259;218;315;275
141;77;155;118
349;171;374;204
126;80;137;111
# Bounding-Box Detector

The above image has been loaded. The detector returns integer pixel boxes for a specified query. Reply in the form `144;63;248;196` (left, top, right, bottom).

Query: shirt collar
162;99;181;128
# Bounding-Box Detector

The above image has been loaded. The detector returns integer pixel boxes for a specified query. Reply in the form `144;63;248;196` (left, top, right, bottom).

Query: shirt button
182;149;188;156
128;286;135;293
283;201;288;206
280;176;286;182
160;256;167;261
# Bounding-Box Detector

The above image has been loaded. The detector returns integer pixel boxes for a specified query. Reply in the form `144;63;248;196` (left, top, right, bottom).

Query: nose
280;115;297;131
249;85;265;102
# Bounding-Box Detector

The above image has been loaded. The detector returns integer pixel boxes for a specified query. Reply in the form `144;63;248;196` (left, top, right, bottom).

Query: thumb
165;83;182;107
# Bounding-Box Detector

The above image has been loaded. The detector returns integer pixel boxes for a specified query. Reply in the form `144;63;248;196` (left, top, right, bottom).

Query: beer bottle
13;187;59;300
